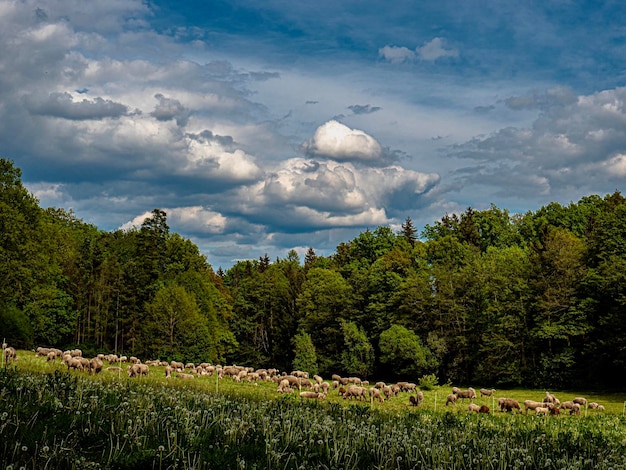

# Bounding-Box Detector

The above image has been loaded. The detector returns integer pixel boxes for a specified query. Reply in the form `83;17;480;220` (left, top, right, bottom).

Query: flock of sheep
444;387;605;415
2;345;606;415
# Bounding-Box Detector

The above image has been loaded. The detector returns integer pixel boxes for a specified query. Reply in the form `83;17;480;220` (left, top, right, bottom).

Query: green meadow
2;351;626;469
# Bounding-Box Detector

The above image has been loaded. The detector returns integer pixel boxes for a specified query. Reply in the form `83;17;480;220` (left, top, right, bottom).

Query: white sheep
480;388;496;397
468;403;480;413
573;397;587;407
523;400;545;414
127;363;149;377
445;393;458;406
369;387;384;403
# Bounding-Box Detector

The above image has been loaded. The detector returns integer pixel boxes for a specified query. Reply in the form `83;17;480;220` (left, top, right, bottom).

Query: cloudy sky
4;1;626;269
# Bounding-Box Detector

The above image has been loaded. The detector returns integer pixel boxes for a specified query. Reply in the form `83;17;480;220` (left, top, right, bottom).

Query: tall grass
2;365;626;469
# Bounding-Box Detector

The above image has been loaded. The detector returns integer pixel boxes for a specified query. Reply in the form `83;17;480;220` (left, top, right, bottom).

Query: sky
4;0;626;269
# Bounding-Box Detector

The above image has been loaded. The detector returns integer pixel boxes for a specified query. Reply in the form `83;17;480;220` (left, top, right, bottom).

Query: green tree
340;320;374;378
292;331;318;375
378;324;437;380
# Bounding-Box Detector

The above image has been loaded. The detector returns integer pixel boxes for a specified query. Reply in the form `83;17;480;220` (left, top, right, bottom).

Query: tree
340;320;374;378
292;331;318;375
378;324;437;380
401;216;417;247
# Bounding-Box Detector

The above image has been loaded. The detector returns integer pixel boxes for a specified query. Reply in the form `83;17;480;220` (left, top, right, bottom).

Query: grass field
2;350;626;469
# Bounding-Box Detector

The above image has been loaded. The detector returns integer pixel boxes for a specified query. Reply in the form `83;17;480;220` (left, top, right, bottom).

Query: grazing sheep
343;385;368;401
338;387;347;396
277;379;291;393
480;388;496;397
165;365;173;378
597;405;605;411
46;351;57;362
573;397;587;407
300;391;325;399
468;403;481;413
369;388;385;403
560;401;575;411
570;403;581;416
409;395;419;406
375;381;386;389
588;402;601;410
63;354;83;371
445;393;458;406
127;363;149;377
89;358;103;375
523;400;545;414
498;398;521;413
455;387;477;401
479;405;490;413
321;382;330;394
106;366;123;372
535;406;550;416
313;375;324;385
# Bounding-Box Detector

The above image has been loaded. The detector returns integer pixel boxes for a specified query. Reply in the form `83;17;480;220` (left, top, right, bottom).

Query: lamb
127;363;149;377
534;406;550;416
588;402;604;410
570;403;581;416
409;395;420;406
479;405;490;413
445;393;458;406
369;387;384;403
498;398;521;413
523;400;545;414
573;397;587;407
480;388;496;397
468;403;481;412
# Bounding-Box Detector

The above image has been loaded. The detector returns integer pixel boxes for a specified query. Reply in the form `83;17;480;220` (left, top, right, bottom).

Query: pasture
2;350;626;469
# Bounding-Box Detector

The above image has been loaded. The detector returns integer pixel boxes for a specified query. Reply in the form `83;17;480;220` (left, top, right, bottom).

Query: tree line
2;158;626;389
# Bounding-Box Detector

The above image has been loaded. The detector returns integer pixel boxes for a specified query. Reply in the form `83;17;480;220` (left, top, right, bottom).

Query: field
2;351;626;469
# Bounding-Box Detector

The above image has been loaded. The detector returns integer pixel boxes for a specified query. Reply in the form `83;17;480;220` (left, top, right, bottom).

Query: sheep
523;400;545;414
374;381;386;389
106;366;123;372
4;346;17;365
560;401;575;411
176;373;195;379
313;375;324;385
573;397;587;407
445;393;458;406
479;405;490;413
338;387;347;396
468;403;481;413
277;379;291;393
343;385;368;401
321;382;330;394
165;365;173;378
535;406;550;416
332;380;339;389
498;398;521;413
369;387;384;403
300;391;325;399
65;356;84;372
588;402;604;410
88;358;103;375
543;391;560;406
46;351;57;362
455;387;477;401
480;388;496;397
170;361;185;372
127;363;149;377
597;405;605;411
409;395;420;406
570;403;581;416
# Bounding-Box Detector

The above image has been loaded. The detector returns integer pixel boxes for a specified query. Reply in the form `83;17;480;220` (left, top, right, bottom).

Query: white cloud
379;38;458;63
303;120;385;164
378;45;415;63
416;37;459;61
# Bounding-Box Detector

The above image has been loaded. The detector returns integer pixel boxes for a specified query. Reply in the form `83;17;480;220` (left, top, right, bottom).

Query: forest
2;157;626;390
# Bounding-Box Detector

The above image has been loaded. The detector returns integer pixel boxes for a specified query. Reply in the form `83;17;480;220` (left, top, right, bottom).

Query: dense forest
3;158;626;390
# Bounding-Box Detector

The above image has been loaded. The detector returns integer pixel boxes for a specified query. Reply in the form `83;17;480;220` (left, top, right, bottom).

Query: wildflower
21;446;28;452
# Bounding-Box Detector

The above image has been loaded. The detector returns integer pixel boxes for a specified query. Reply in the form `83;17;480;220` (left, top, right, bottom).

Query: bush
418;373;438;391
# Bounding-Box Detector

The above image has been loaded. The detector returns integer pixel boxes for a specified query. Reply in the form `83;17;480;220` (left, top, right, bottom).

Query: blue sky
3;0;626;269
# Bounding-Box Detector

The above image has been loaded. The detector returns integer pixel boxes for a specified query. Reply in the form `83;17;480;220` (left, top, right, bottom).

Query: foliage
8;157;626;388
292;331;318;375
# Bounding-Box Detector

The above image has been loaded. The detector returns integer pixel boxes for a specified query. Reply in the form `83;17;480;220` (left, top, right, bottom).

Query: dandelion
43;446;49;453
158;445;165;452
21;446;28;452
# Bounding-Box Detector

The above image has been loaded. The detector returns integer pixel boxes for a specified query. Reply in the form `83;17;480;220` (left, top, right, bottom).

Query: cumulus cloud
378;45;415;63
379;37;458;63
150;93;190;126
416;37;459;61
449;85;626;200
120;206;228;235
24;92;128;120
303;120;386;164
235;157;440;231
